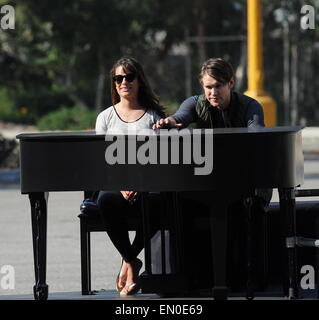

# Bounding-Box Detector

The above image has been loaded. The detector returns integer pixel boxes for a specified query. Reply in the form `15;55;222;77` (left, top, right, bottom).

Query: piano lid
16;126;304;141
17;126;304;192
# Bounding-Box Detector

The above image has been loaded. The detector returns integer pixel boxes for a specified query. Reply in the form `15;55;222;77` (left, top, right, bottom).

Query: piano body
16;126;304;300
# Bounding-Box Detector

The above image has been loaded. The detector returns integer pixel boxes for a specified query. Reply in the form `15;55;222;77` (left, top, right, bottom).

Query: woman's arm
95;110;108;134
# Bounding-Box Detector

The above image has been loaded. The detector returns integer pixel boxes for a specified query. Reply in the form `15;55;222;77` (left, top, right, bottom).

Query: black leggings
97;191;161;263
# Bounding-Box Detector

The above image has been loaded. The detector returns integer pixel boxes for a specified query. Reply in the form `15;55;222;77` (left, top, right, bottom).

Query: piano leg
141;192;152;275
210;195;229;300
244;197;254;300
279;188;299;299
29;192;49;300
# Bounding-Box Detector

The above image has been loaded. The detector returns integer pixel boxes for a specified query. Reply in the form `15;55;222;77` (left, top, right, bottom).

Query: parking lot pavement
0;189;135;297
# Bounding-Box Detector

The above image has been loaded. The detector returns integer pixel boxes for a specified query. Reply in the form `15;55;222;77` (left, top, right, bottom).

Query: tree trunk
65;70;88;109
235;41;247;92
68;92;89;109
290;44;298;125
184;28;192;98
95;49;106;113
193;0;206;64
283;18;290;125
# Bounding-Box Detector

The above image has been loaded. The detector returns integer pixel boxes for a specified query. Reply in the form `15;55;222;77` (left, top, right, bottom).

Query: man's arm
246;100;265;127
172;96;199;127
153;96;199;129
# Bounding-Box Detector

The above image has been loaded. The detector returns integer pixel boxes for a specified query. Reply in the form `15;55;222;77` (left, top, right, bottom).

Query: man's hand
120;191;140;205
153;116;183;129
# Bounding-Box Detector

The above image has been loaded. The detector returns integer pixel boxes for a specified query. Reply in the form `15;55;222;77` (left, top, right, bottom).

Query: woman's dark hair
110;57;165;117
199;58;235;84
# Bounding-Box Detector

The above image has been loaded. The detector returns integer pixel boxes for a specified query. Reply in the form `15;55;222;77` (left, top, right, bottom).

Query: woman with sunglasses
95;57;165;295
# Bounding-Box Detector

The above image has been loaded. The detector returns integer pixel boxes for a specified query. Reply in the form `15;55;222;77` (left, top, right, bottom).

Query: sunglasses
112;73;136;84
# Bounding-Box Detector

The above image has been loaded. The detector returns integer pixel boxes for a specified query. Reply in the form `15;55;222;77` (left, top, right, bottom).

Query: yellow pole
244;0;277;126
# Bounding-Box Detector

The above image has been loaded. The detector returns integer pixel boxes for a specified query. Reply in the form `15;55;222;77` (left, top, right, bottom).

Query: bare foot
120;258;142;296
116;260;128;292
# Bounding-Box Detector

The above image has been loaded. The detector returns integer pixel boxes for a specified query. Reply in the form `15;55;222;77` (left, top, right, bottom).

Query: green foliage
1;0;319;126
0;88;14;120
0;88;32;123
36;106;96;131
162;101;180;116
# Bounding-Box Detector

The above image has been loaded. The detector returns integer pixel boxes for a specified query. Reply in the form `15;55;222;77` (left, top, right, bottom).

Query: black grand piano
17;126;304;300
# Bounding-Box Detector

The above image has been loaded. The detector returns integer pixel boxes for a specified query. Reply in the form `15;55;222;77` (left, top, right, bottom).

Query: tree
1;0;318;126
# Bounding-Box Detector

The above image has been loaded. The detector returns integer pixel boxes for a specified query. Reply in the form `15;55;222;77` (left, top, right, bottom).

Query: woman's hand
120;191;140;204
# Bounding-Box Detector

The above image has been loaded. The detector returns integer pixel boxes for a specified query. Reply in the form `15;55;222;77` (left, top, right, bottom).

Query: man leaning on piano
154;57;272;207
154;57;272;294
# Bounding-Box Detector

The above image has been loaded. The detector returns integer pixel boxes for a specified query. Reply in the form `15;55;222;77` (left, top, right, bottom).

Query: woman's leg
120;192;162;295
97;191;139;262
97;191;161;294
97;191;143;293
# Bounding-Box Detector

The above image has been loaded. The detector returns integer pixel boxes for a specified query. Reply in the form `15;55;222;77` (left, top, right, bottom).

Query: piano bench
78;199;141;295
266;199;319;298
